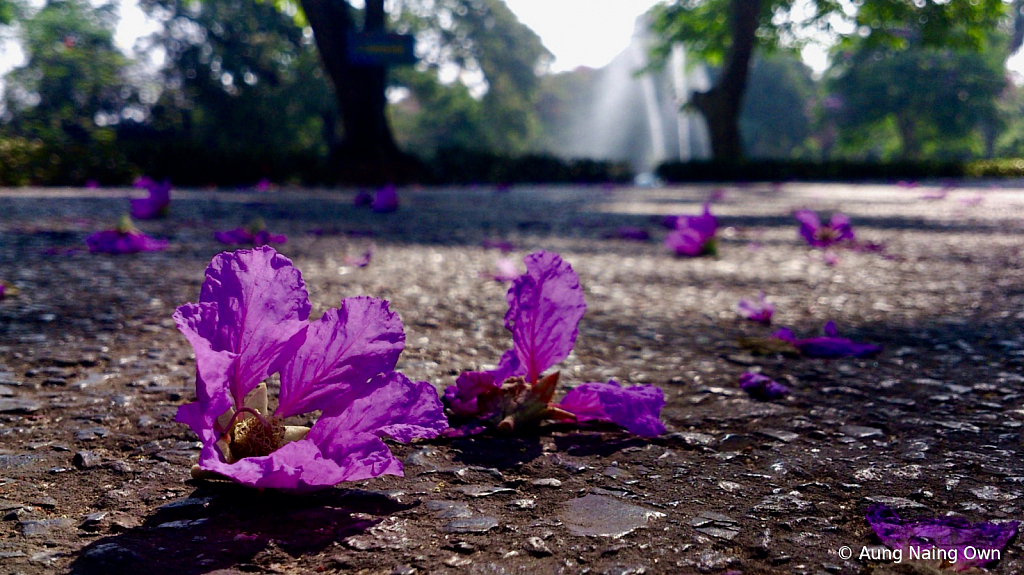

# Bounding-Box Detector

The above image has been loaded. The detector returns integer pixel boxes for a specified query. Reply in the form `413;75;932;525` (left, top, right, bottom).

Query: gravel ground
2;182;1024;574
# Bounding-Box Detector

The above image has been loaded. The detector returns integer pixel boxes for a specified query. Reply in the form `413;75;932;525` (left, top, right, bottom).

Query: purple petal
444;371;500;417
173;302;236;441
86;229;168;254
612;226;650;241
772;327;797;343
866;505;1019;570
739;372;789;400
276;297;404;419
794;209;822;246
795;337;882;359
317;371;447;442
823;321;838;337
504;251;587;384
354;191;373;207
491;258;520;282
343;248;373;267
198;247;311;406
558;381;666;437
372;184;398;213
215;228;254;244
737;292;773;325
829;213;855;242
664;228;705;257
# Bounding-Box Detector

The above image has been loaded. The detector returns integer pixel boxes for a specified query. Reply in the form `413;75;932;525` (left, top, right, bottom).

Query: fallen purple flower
446;251;664;436
737;292;773;325
959;194;984;207
665;203;717;257
85;180;99;189
353;191;373;207
773;321;882;359
481;239;515;253
130;177;172;220
607;226;650;241
256;178;272;192
488;258;520;282
175;247;446;491
739;372;789;400
557;381;665;437
86;217;169;254
794;209;854;248
372;184;399;213
215;219;286;246
343;248;373;267
896;180;919;189
866;504;1018;572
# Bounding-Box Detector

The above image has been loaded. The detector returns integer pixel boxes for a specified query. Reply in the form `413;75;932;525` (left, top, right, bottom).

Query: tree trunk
299;0;424;184
690;0;761;160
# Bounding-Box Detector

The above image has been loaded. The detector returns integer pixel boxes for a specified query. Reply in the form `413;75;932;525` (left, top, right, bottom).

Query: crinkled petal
173;302;236;440
793;209;821;244
664;228;705;257
317;372;447;442
276;297;404;419
739;372;789;401
195;434;397;491
214;228;254;244
558;381;666;437
772;327;797;343
737;293;773;325
198;246;311;406
866;505;1019;571
504;251;586;384
86;230;168;254
445;371;499;417
829;213;855;242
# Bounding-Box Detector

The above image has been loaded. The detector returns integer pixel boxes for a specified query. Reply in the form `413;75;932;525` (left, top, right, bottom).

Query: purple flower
773;321;882;358
794;209;854;248
215;219;287;246
256;178;272;192
737;292;773;325
175;247;446;491
607;226;650;241
445;251;664;435
739;372;789;400
557;381;665;437
488;258;520;282
481;239;515;253
372;184;398;213
343;248;373;267
866;505;1018;571
85;180;99;189
86;216;169;254
664;203;718;257
353;191;373;207
130;177;172;220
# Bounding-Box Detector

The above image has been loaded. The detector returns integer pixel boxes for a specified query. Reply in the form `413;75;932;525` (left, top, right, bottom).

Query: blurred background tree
1;0;139;183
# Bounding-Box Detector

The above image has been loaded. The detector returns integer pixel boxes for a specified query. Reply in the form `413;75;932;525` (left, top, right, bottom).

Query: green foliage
1;0;139;183
740;54;816;158
391;0;551;154
826;42;1006;159
432;147;632;184
131;0;336;181
656;158;966;182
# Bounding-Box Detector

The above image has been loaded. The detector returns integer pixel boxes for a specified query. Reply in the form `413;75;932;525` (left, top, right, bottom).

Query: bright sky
503;0;664;73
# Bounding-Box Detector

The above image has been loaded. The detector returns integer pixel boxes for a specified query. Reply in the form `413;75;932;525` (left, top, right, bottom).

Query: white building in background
542;16;711;172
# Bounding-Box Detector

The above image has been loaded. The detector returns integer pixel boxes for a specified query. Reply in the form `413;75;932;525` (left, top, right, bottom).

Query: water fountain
540;16;711;173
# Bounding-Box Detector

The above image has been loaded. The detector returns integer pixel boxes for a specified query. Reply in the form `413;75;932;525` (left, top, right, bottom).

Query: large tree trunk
299;0;424;184
691;0;761;160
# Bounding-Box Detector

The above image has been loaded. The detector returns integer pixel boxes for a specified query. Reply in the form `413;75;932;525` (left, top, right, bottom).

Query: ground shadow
448;434;543;469
68;485;415;575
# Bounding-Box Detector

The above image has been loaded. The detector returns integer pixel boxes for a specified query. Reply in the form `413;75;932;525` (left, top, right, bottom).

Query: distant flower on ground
959;194;984;207
920;185;951;200
773;321;882;358
737;292;773;325
256;178;272;192
487;258;520;282
665;203;718;257
343;247;373;267
130;177;172;220
707;188;726;203
606;226;650;241
866;504;1018;572
445;251;665;436
86;216;169;254
353;191;373;207
739;372;789;400
372;184;398;213
215;219;286;246
481;239;515;253
85;180;99;189
175;246;446;491
896;180;919;189
794;209;854;248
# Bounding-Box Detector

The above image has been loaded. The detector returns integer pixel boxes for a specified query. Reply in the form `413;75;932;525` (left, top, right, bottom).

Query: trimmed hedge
655;159;968;182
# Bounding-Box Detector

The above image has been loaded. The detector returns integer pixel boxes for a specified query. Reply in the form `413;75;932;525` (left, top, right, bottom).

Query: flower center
814;227;838;243
228;412;285;461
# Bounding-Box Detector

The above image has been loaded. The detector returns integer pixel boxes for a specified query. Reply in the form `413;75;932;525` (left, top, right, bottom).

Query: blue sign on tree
347;32;416;66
